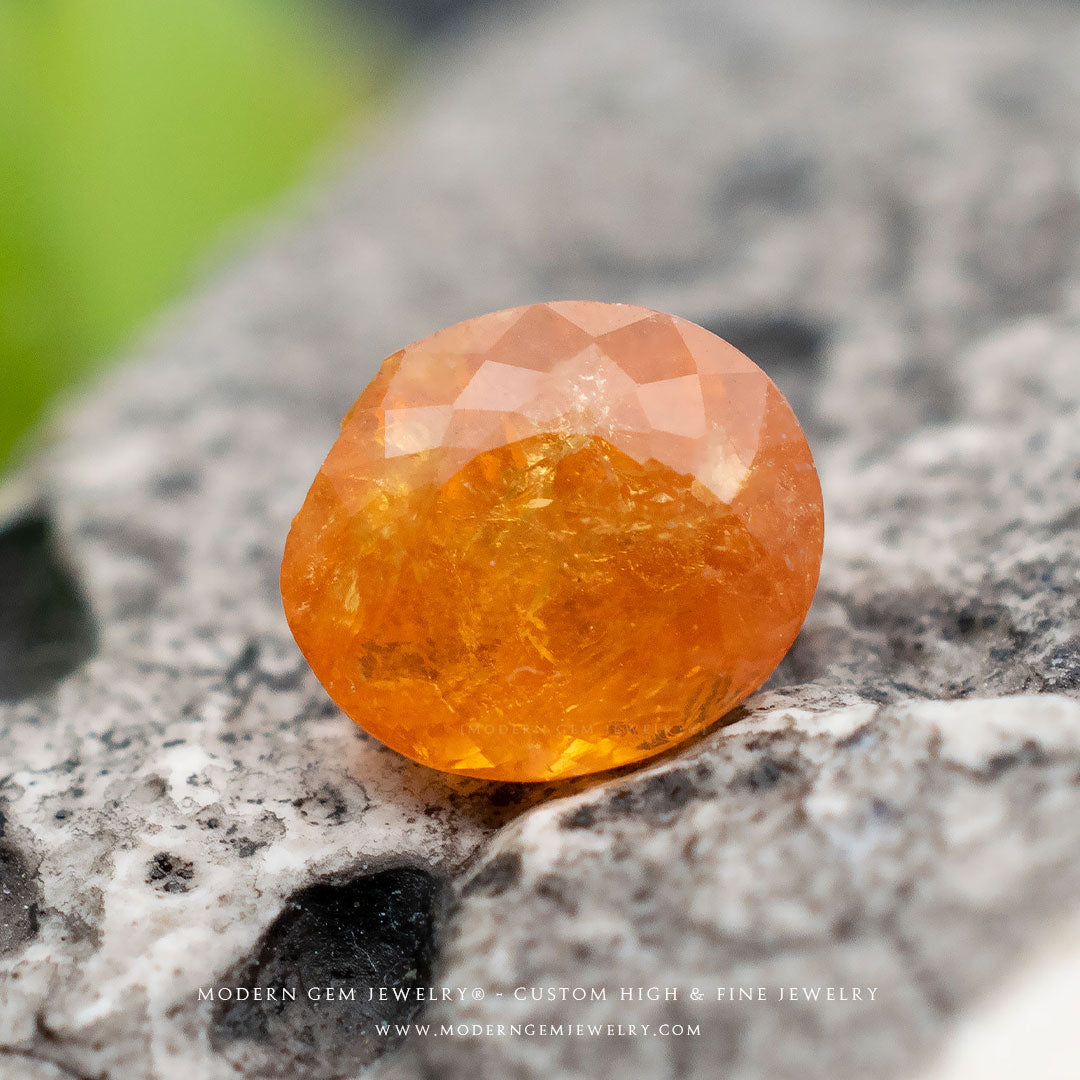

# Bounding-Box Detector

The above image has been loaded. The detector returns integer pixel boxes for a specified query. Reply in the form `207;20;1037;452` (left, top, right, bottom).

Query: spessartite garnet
281;302;823;781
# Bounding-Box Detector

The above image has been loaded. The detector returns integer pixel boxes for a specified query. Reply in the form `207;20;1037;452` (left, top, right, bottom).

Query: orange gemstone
281;302;823;781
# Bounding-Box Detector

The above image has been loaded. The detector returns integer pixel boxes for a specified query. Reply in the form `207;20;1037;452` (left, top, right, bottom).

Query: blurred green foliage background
0;0;388;471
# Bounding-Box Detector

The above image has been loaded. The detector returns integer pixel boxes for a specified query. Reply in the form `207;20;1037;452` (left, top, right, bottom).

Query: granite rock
914;906;1080;1080
1;0;1079;1077
782;310;1080;704
376;695;1080;1080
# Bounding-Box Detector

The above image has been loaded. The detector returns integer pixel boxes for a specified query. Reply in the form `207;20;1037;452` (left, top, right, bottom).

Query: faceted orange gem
281;302;823;781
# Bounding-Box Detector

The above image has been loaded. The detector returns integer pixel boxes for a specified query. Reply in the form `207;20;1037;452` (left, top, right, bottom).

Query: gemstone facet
281;302;823;781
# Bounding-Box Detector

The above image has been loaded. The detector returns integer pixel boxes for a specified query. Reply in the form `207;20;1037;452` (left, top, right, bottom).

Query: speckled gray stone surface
376;695;1080;1080
1;0;1079;1078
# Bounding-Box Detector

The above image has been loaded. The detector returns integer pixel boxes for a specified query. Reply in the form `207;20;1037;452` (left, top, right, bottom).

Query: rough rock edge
374;695;1080;1080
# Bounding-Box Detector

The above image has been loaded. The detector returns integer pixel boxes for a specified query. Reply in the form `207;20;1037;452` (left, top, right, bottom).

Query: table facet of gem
281;302;823;781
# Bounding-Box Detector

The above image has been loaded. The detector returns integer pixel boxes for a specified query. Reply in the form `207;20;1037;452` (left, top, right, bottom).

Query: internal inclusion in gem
281;302;824;781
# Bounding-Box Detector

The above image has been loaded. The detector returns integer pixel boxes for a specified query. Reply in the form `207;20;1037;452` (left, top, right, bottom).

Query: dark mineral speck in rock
146;852;196;893
0;843;42;953
210;866;445;1078
0;512;97;701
